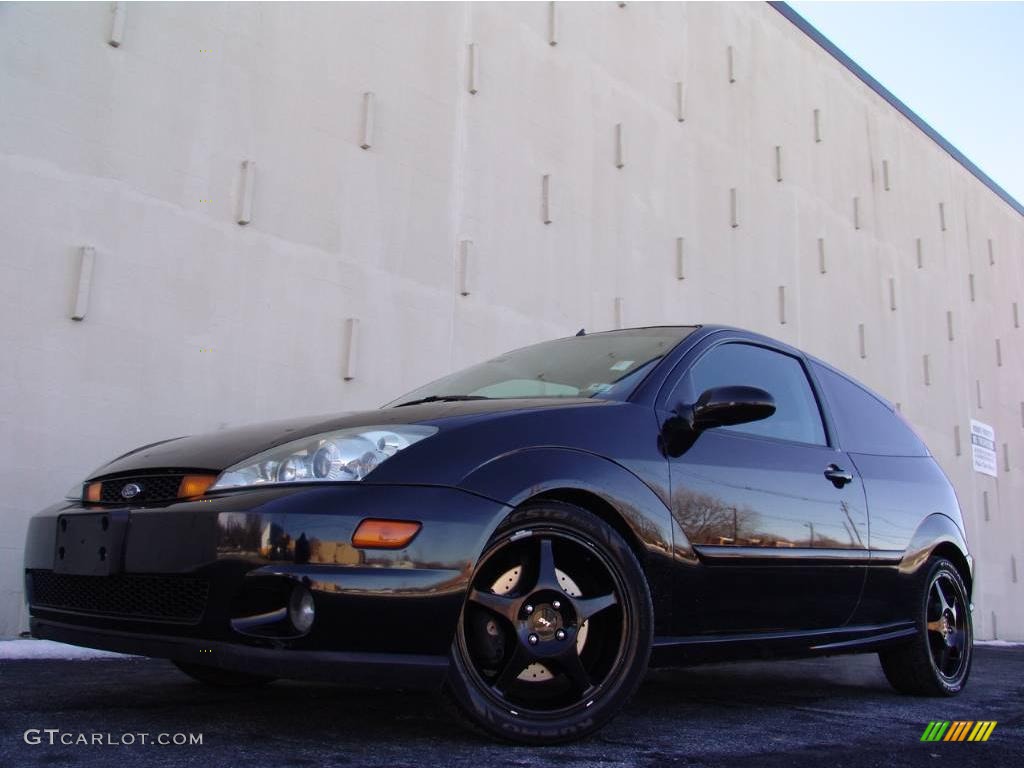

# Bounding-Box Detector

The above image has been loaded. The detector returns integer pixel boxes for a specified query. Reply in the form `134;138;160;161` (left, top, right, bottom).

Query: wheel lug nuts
552;600;561;610
528;634;539;645
524;604;534;615
556;629;566;641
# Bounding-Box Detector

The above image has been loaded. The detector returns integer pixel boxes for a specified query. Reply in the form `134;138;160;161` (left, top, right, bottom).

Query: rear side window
684;343;827;446
811;362;929;457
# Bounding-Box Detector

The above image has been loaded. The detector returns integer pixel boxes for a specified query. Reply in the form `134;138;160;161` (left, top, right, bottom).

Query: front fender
457;447;692;563
457;447;688;635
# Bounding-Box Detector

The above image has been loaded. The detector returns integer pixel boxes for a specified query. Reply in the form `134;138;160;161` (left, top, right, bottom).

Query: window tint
811;362;928;457
684;343;827;446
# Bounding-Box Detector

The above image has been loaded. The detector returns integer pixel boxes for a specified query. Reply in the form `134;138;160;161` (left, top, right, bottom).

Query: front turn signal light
85;482;102;503
178;474;217;499
352;519;421;549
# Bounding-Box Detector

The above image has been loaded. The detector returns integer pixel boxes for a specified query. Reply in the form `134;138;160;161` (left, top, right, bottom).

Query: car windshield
388;327;696;406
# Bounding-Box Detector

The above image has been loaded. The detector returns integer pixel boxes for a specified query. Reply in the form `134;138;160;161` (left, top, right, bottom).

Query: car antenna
576;328;586;336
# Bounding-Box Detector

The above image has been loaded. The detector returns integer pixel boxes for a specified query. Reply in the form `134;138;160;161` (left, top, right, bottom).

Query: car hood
88;398;607;478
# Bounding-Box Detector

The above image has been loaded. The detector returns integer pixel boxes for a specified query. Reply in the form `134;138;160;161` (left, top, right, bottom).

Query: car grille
28;570;209;624
99;474;184;504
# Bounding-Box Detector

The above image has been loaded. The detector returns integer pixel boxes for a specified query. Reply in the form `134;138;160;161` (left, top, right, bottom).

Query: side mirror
690;385;776;430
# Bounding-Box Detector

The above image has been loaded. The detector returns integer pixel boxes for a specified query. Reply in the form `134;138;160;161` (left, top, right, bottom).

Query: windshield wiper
394;395;492;408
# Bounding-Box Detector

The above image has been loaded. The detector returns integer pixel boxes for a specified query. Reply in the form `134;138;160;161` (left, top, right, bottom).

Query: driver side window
681;343;827;446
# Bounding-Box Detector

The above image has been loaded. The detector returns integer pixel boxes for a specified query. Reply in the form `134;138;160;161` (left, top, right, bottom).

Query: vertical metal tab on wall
778;286;786;325
613;297;625;329
1004;443;1010;473
858;323;866;358
675;81;687;123
992;612;998;639
954;425;961;456
614;123;625;169
976;379;983;409
882;159;890;191
341;318;359;381
541;174;552;225
727;45;736;83
548;1;558;46
457;240;472;296
923;354;930;386
1013;301;1019;328
1012;555;1018;583
916;237;923;269
853;197;861;230
675;237;685;280
889;277;896;311
988;237;995;265
108;2;126;48
774;146;783;182
996;338;1002;367
360;92;375;150
237;160;255;225
938;201;947;231
968;273;975;302
818;237;826;274
947;310;954;341
70;246;96;321
813;108;822;143
729;188;738;228
467;43;479;95
983;490;989;521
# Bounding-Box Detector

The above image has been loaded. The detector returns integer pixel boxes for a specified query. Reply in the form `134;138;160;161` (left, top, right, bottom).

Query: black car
24;325;974;743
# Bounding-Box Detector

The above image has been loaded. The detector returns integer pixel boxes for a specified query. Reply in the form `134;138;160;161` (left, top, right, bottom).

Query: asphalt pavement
1;646;1021;767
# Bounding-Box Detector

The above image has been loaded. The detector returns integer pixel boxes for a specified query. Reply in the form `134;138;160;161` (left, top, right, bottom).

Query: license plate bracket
54;511;129;576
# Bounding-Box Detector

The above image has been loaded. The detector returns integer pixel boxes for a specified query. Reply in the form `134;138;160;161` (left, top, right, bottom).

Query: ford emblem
121;482;142;500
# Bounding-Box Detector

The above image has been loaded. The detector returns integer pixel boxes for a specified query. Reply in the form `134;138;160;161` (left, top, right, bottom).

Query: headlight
65;482;84;501
209;425;437;491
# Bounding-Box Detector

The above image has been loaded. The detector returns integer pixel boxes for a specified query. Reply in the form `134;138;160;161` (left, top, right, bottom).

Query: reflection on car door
665;341;868;634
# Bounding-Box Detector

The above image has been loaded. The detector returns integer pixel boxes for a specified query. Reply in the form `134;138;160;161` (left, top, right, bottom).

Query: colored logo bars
921;721;997;742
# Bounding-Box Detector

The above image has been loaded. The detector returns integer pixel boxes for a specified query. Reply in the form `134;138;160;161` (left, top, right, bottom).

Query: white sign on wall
970;419;998;478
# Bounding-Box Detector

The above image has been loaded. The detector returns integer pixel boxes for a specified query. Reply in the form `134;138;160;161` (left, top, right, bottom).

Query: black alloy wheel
879;557;973;696
445;501;652;744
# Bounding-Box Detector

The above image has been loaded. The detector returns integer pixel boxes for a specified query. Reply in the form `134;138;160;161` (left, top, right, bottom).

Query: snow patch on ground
976;639;1024;647
0;639;135;659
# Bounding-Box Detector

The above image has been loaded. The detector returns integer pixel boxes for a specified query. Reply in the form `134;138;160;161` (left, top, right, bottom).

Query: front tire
445;501;653;744
879;557;972;696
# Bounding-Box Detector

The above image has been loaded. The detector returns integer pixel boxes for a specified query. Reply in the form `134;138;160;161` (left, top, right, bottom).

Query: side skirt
649;621;917;667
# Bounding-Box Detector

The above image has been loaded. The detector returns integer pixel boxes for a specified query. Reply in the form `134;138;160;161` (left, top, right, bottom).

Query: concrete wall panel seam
108;2;125;48
70;246;96;322
237;160;255;226
360;92;375;150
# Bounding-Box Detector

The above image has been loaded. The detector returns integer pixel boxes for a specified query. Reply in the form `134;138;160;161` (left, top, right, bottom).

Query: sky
788;1;1024;206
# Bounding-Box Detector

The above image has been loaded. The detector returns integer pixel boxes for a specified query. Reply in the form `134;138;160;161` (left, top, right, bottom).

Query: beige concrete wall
1;1;1021;639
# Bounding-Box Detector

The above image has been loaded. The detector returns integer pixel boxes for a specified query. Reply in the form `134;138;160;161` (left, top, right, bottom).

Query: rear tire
879;556;972;696
445;500;653;744
172;660;276;688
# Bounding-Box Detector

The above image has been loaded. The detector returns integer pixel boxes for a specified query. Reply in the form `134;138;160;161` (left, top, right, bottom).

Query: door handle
824;464;853;488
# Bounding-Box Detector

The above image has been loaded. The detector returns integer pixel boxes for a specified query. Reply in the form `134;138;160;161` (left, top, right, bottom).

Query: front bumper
31;617;449;690
24;483;511;665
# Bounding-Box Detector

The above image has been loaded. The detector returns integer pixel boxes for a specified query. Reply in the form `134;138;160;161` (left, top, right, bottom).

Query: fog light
288;586;315;634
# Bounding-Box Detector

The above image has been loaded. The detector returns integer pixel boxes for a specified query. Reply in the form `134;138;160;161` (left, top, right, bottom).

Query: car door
661;338;868;635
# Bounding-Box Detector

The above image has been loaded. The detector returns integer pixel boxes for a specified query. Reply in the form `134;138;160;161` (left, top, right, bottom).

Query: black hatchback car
24;325;973;743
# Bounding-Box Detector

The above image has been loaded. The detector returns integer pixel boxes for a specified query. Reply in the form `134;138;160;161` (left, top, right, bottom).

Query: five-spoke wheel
880;556;972;696
445;501;652;744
